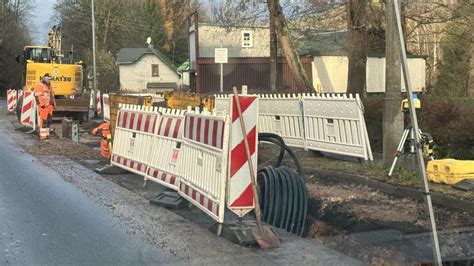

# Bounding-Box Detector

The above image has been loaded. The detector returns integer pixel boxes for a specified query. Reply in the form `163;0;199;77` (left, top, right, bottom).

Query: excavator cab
24;46;52;63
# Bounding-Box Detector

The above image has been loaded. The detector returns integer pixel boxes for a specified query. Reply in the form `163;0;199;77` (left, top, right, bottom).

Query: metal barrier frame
258;94;304;148
177;107;230;223
302;93;373;160
144;107;186;190
111;104;160;175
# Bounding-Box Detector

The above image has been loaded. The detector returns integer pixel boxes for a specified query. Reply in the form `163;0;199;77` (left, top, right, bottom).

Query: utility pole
91;0;98;113
392;0;442;264
383;0;404;164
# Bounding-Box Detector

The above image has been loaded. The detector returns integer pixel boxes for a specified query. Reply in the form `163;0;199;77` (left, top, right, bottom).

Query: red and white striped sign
20;90;36;128
96;90;102;114
111;104;160;175
6;89;17;112
177;109;229;223
227;95;259;217
144;108;186;190
103;94;110;122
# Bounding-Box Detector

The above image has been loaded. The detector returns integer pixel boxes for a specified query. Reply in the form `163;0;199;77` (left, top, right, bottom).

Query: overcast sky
30;0;57;45
28;0;214;45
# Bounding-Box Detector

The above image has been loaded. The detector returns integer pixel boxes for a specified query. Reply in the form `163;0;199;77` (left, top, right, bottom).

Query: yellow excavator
16;25;89;120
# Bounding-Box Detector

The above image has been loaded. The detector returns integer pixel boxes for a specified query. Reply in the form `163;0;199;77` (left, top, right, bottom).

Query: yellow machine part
25;62;83;96
164;91;214;111
108;94;153;136
401;98;421;110
427;159;474;185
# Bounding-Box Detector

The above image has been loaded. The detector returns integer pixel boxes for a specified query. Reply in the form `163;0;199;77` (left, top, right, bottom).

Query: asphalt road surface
0;119;173;264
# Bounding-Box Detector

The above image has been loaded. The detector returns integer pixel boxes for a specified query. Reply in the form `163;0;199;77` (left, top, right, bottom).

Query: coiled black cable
258;132;303;175
257;133;308;236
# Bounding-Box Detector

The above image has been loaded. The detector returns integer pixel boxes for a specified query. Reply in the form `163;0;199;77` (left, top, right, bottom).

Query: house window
242;30;253;48
151;64;159;77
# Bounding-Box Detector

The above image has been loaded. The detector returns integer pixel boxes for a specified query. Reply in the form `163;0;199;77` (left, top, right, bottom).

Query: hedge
364;96;474;160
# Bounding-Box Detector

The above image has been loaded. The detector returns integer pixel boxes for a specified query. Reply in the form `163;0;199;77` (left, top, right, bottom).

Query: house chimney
146;37;153;50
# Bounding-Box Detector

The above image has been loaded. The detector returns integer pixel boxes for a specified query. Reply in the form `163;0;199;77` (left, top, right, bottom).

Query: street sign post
215;48;228;93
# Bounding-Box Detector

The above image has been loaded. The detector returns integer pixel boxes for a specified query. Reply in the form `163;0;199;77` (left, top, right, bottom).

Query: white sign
215;48;228;64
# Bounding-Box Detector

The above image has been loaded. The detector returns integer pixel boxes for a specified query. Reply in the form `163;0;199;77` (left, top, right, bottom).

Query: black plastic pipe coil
257;133;308;236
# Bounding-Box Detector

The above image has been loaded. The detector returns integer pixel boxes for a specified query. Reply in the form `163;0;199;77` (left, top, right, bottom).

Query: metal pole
91;0;98;112
220;63;223;93
220;41;223;93
392;0;442;265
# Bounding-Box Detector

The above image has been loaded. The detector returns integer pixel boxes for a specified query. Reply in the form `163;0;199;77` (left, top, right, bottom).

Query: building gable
118;52;179;92
198;24;270;58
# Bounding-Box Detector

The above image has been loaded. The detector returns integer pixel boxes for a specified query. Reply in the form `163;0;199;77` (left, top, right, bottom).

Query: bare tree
0;0;31;90
269;3;277;92
346;0;367;96
209;0;267;26
267;0;313;92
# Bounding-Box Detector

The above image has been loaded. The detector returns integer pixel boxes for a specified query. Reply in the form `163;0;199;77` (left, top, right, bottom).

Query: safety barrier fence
144;107;186;191
110;94;259;223
302;93;373;160
111;104;160;175
215;93;373;161
6;89;17;112
258;94;304;148
177;107;229;222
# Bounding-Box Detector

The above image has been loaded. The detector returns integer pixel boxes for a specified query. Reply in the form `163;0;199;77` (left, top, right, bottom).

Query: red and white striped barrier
103;94;110;122
20;90;36;129
96;90;102;114
227;95;258;217
111;104;160;175
144;107;186;190
108;93;259;224
176;107;230;223
6;89;17;112
17;89;23;101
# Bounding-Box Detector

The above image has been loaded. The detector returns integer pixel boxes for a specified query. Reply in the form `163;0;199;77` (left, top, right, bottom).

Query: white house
312;56;426;93
117;47;179;93
298;31;426;93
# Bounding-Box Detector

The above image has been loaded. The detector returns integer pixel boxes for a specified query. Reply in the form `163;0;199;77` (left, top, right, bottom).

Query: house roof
296;30;426;58
296;30;348;56
177;60;189;73
117;47;177;71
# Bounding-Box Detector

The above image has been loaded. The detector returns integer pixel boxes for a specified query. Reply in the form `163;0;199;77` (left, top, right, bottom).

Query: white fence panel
302;93;373;160
144;108;186;190
111;104;160;175
177;107;230;223
214;94;230;113
258;94;304;148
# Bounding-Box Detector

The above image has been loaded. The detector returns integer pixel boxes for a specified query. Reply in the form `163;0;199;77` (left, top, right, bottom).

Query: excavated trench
9;115;472;265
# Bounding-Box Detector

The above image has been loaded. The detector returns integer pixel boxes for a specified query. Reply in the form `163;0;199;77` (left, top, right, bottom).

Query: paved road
0;114;173;264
